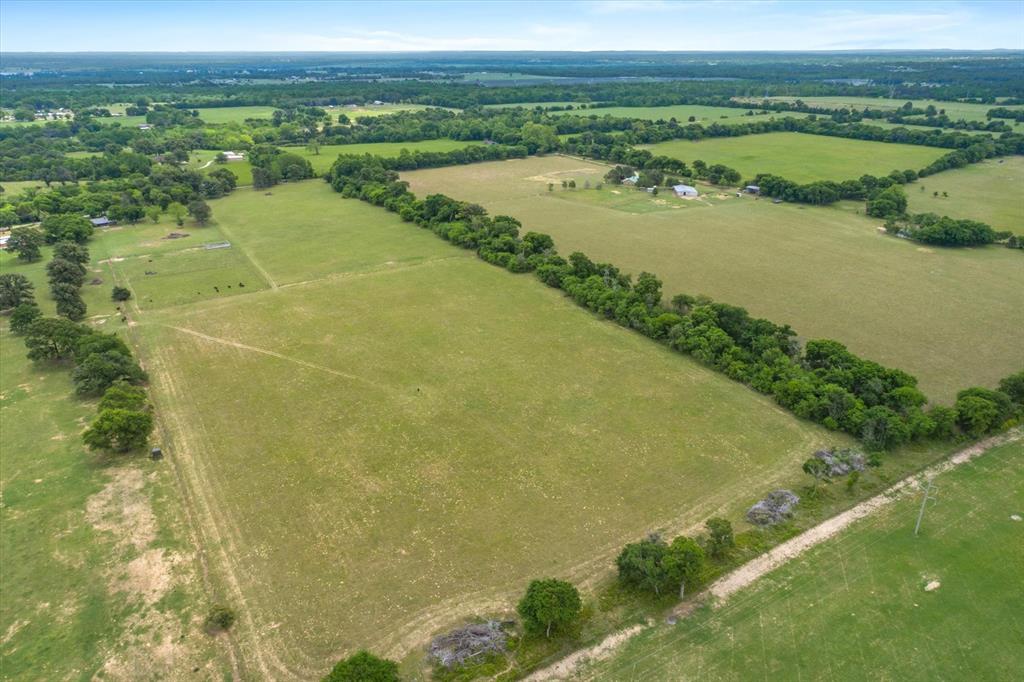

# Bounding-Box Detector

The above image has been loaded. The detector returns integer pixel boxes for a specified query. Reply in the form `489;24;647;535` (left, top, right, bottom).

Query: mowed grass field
0;259;224;678
584;438;1024;681
551;104;810;126
743;95;1024;131
283;139;482;174
403;156;1024;402
906;156;1024;232
195;105;279;123
642;132;948;183
72;180;849;677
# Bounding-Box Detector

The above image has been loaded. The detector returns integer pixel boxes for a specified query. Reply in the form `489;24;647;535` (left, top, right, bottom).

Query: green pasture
0;179;49;194
72;180;846;675
552;104;810;126
743;95;1024;131
0;260;222;679
907;156;1024;232
282;139;482;174
195;105;279;124
187;149;254;186
403;156;1024;402
338;103;451;120
585;438;1024;681
482;101;604;110
642;132;948;183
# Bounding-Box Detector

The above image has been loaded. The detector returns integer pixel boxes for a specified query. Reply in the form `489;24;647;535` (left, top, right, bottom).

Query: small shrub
204;604;236;633
111;286;132;302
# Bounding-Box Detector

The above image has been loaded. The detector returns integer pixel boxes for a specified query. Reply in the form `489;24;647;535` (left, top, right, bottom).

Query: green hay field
642;132;948;183
551;104;810;126
195;105;279;124
743;95;1024;131
906;156;1024;232
43;180;850;677
402;156;1024;402
584;438;1024;681
284;139;482;174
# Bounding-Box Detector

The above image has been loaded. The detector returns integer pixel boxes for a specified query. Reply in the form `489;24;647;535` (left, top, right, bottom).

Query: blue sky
0;0;1021;52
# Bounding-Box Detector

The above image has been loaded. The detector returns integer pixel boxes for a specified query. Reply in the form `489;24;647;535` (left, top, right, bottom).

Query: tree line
327;153;1023;452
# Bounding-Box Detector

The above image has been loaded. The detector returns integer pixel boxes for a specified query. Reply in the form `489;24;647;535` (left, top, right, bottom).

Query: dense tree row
327;154;1021;451
1;164;236;227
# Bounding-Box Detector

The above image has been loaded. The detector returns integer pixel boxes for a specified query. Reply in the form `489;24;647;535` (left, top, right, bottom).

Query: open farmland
551;104;810;126
906;156;1024;232
403;156;1024;402
282;139;482;174
65;180;850;678
742;95;1024;130
340;103;455;119
642;132;948;183
195;106;279;123
0;260;224;679
584;438;1024;681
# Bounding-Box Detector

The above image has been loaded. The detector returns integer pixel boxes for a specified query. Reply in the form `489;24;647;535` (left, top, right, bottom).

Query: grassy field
195;105;279;124
281;139;482;174
337;103;453;120
642;132;948;183
483;101;604;110
906;156;1024;232
403;156;1024;402
0;179;49;194
739;95;1024;131
584;438;1024;680
43;179;849;678
0;256;225;678
551;104;810;126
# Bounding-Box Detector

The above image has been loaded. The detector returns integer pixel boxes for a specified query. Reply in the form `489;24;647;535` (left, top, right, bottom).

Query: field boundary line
525;429;1021;681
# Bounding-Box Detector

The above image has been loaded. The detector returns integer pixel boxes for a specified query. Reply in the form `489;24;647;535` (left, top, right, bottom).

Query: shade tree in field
53;240;89;265
187;199;212;225
9;303;41;335
516;578;582;638
71;349;147;396
40;214;93;244
82;408;154;453
167;201;188;226
0;273;35;310
6;227;44;262
111;286;132;301
322;651;400;682
704;517;735;559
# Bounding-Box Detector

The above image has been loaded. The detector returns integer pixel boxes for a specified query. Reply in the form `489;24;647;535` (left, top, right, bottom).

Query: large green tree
0;273;34;310
322;651;399;682
82;408;154;453
6;227;44;262
663;536;706;599
71;350;147;396
516;578;582;638
23;317;88;362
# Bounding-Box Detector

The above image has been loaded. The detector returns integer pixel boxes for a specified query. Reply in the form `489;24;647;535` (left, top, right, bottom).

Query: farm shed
89;216;112;227
744;185;761;194
622;172;641;186
673;184;699;197
222;151;245;161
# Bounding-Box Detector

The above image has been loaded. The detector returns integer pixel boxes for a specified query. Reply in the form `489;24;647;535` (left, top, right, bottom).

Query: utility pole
914;479;939;536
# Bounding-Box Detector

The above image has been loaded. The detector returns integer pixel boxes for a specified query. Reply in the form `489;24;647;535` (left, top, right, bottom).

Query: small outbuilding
744;185;761;194
673;184;699;197
222;151;245;161
621;172;641;186
137;124;152;130
90;216;112;227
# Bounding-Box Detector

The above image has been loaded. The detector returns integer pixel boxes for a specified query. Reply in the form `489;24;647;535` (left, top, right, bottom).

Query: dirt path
708;429;1020;604
163;324;387;390
525;430;1021;681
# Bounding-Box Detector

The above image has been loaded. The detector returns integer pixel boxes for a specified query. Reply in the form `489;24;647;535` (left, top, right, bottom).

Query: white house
621;172;641;186
222;151;245;161
673;184;699;197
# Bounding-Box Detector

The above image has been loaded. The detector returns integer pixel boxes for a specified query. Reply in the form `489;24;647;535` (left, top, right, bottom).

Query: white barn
673;184;699;197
